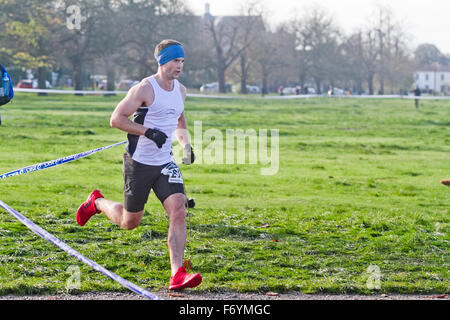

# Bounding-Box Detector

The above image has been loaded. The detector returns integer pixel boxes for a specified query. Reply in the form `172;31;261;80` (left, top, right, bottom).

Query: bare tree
286;7;343;94
362;5;414;94
342;32;365;94
344;27;379;95
386;26;414;93
119;0;193;80
230;1;264;94
286;16;313;92
252;25;295;95
362;30;379;95
58;0;104;92
373;5;394;94
203;5;259;93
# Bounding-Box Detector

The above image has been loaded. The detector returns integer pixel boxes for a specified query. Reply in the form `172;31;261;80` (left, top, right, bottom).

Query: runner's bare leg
163;193;187;276
95;198;143;230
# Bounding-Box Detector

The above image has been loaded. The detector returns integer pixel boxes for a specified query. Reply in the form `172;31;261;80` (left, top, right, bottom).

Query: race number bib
161;162;184;184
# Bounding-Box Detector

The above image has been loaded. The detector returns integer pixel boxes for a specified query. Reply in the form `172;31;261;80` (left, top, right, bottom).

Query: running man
76;39;201;290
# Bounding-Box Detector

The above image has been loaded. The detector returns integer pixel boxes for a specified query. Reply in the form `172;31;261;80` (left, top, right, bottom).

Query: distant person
295;86;300;95
278;85;284;96
328;87;333;96
414;86;421;109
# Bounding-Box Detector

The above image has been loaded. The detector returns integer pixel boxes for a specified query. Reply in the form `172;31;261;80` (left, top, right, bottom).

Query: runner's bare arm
110;80;154;135
175;84;191;147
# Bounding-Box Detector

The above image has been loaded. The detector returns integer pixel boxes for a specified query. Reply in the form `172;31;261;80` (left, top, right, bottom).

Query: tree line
0;0;449;94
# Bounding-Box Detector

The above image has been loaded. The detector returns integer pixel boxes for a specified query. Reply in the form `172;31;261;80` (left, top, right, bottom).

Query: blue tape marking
0;200;161;300
0;141;127;180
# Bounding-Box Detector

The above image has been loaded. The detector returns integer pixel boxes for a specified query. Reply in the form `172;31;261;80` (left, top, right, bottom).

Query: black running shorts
122;152;185;212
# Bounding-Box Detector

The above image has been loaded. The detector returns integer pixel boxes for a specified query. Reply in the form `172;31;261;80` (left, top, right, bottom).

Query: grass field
0;93;448;295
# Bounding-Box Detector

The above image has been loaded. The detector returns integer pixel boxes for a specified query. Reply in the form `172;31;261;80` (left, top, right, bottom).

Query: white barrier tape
262;94;450;100
14;88;450;100
15;88;240;99
186;93;241;99
0;200;161;300
0;141;126;180
14;88;128;95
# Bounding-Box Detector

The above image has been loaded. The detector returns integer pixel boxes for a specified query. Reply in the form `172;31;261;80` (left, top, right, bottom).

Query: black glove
182;144;195;164
144;128;167;148
186;198;195;208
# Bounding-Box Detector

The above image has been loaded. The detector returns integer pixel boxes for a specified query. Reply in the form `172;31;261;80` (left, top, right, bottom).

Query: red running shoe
169;267;202;290
76;190;103;226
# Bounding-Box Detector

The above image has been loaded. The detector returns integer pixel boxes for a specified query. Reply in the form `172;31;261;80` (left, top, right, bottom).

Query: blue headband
157;44;185;66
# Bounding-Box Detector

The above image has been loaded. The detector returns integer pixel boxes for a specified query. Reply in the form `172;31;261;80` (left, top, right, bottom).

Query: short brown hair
154;39;183;59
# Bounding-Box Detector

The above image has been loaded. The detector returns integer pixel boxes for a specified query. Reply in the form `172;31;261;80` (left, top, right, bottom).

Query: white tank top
126;76;184;166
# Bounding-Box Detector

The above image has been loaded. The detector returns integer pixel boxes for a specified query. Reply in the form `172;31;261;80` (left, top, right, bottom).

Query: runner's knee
169;206;186;224
122;220;140;230
121;210;143;230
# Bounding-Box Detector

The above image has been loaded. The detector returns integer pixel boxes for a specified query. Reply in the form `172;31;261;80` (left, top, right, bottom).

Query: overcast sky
187;0;450;53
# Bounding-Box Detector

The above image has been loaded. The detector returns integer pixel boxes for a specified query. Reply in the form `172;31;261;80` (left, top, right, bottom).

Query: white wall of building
414;71;450;92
